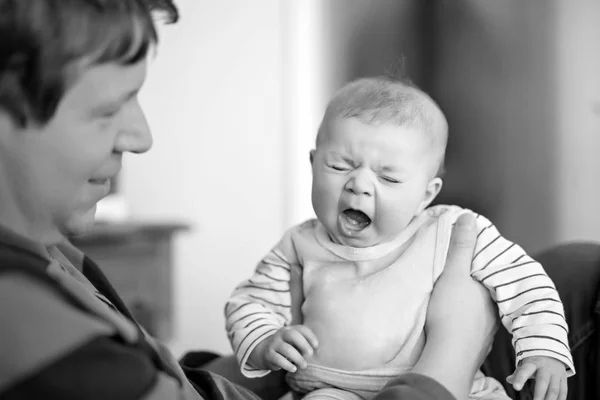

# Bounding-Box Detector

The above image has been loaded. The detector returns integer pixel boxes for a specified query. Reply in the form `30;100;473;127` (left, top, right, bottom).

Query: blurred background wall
118;0;599;354
430;0;600;253
127;0;288;354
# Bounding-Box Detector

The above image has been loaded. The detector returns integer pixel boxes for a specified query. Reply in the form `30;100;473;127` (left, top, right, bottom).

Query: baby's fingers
558;376;568;400
542;373;561;400
532;369;550;400
282;327;317;358
265;349;298;373
507;362;537;391
295;325;319;351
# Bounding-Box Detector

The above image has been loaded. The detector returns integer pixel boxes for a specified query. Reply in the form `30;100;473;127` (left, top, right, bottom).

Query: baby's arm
467;213;573;372
465;212;573;399
225;227;312;377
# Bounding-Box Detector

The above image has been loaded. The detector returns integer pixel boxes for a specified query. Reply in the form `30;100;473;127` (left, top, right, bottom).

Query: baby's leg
287;363;404;400
470;393;512;400
302;388;363;400
468;370;511;400
197;354;289;400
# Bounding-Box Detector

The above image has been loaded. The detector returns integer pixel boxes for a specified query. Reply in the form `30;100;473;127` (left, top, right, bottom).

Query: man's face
0;59;152;241
310;117;442;248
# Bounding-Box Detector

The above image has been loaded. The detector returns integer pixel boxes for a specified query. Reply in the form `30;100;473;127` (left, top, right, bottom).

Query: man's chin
61;206;97;237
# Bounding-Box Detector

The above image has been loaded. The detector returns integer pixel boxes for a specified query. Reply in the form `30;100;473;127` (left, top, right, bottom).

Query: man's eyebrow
96;88;140;108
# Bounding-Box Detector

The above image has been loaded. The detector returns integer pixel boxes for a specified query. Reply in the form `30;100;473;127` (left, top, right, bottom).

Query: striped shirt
225;205;575;380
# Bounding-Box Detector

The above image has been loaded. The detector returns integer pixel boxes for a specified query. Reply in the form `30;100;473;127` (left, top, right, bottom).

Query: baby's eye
330;164;350;172
380;176;400;184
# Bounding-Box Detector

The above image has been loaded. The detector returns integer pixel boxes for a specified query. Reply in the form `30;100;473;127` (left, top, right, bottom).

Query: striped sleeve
225;228;300;378
468;213;575;375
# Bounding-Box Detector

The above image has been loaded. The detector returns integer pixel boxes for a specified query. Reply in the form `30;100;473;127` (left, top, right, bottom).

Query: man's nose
114;100;153;154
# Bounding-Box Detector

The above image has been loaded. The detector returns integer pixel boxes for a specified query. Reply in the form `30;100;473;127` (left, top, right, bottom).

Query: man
0;1;501;399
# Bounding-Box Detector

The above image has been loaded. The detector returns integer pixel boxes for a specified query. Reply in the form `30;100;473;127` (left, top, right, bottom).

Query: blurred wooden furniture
71;222;188;340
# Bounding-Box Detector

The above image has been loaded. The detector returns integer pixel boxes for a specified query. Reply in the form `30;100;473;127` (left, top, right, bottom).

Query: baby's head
310;76;448;248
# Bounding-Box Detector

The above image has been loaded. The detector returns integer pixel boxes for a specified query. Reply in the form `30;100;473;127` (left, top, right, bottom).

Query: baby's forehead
323;117;436;155
319;115;445;175
323;114;434;143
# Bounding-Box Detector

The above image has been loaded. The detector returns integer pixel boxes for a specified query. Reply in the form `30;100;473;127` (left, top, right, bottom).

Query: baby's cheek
376;209;412;237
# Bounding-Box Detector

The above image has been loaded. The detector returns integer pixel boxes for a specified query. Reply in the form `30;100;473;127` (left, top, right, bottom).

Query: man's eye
100;109;120;118
381;176;400;184
97;103;124;119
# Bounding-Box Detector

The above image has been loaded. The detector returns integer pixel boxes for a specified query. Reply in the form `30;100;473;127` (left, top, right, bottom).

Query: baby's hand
506;356;567;400
251;325;318;373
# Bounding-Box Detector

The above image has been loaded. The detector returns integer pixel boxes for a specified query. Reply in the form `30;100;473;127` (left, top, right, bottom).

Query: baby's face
311;117;442;248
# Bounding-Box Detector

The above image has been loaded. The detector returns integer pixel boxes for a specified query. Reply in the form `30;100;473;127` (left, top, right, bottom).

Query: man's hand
414;213;499;400
250;325;318;373
507;356;568;400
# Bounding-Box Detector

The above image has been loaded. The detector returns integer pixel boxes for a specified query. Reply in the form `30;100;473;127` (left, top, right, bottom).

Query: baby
225;77;574;400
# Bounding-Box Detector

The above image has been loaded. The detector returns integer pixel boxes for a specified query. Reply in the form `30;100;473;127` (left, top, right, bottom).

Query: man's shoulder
0;240;121;349
0;260;117;392
0;268;190;399
0;243;116;338
0;241;51;281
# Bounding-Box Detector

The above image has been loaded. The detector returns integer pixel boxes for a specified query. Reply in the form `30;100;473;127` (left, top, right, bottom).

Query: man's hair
317;76;448;177
0;0;179;127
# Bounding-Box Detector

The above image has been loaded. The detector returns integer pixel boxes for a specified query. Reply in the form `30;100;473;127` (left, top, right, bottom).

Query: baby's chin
332;227;410;249
335;236;374;248
331;230;386;248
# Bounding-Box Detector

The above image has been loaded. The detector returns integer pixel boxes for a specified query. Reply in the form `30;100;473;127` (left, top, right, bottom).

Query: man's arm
410;213;499;400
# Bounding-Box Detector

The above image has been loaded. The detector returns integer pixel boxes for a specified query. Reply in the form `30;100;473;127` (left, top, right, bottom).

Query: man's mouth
340;208;372;232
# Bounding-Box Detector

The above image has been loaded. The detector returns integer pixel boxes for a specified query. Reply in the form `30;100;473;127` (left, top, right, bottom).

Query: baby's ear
416;177;443;215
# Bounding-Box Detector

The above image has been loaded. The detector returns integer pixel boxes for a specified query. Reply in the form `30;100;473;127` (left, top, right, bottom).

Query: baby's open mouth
341;208;371;230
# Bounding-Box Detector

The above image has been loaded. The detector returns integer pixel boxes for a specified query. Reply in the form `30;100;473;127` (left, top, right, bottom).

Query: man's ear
415;177;443;215
309;149;315;165
0;110;18;143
